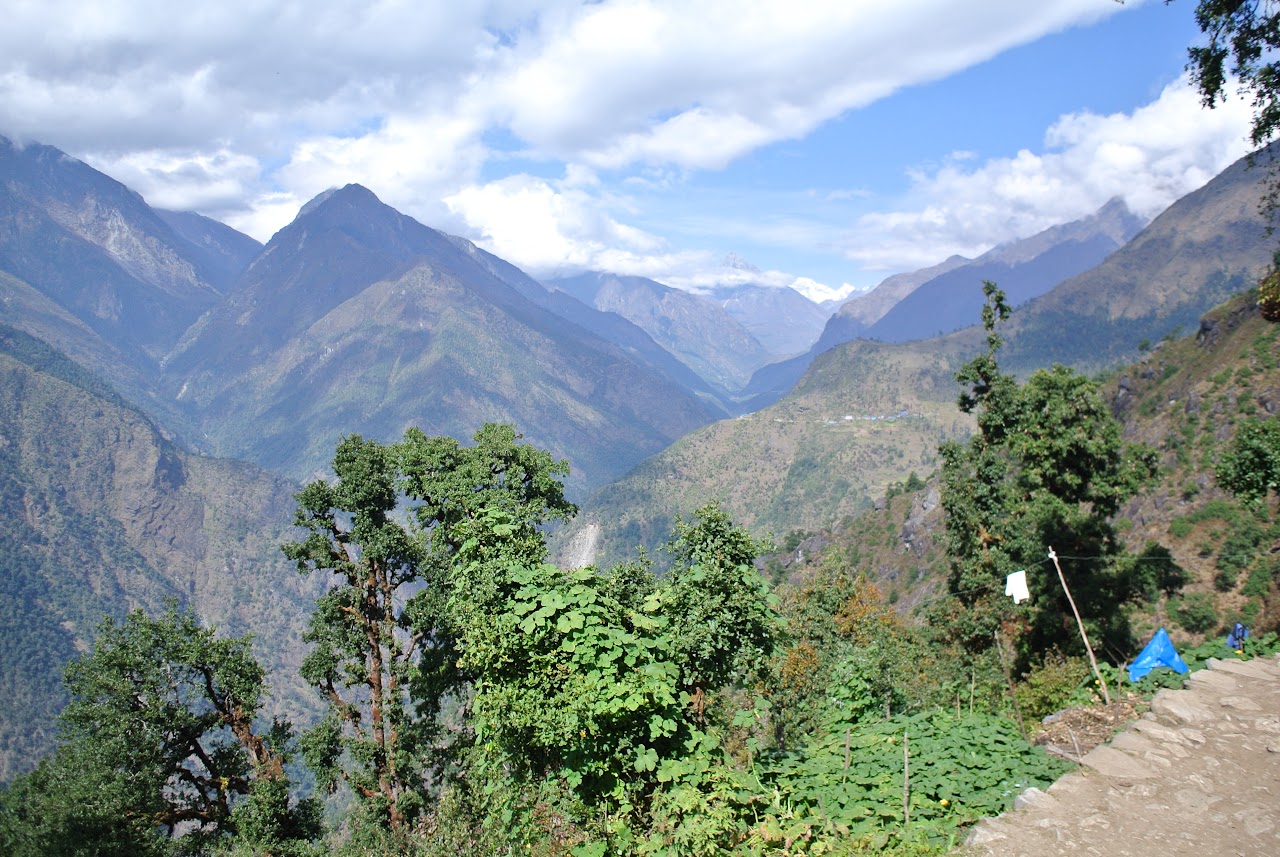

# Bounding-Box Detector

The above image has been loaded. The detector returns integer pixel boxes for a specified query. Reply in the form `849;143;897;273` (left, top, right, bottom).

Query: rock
965;822;1010;845
1013;787;1055;811
1187;669;1243;692
1079;746;1158;779
1149;689;1216;724
1208;657;1280;681
1110;732;1160;755
1220;695;1262;711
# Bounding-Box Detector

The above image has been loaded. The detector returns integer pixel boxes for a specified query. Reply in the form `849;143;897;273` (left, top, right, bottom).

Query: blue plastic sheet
1128;627;1189;683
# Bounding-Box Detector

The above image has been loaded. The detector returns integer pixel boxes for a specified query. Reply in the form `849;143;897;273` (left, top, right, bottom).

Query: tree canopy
1217;416;1280;501
934;283;1160;663
0;607;318;857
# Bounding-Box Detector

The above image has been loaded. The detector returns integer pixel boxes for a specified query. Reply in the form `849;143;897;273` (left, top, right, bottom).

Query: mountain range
742;197;1148;406
0;139;739;492
553;149;1275;569
2;131;1277;781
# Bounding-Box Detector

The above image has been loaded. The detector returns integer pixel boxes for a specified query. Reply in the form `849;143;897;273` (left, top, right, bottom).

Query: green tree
433;503;780;851
0;607;318;857
1187;1;1280;157
660;501;779;714
285;434;429;837
1216;416;1280;502
284;424;576;840
935;283;1158;663
446;514;684;842
397;422;576;564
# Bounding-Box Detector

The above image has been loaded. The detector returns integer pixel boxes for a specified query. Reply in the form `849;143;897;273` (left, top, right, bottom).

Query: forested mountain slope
764;289;1280;653
0;326;317;782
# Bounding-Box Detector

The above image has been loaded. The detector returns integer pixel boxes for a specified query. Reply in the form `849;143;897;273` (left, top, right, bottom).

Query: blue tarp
1128;627;1189;682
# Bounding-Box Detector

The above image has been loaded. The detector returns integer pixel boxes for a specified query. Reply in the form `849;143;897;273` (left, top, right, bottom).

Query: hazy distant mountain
547;271;774;390
999;153;1275;374
0;325;317;781
708;282;832;357
554;151;1273;568
155;208;263;290
822;255;971;346
0;136;231;362
165;186;723;491
865;197;1145;342
739;198;1146;406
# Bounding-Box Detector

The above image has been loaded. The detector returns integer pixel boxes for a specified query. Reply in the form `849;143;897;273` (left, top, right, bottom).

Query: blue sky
0;1;1253;300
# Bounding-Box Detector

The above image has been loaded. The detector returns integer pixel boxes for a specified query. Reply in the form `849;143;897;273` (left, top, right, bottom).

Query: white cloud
85;148;262;215
483;0;1128;168
843;77;1254;272
1;1;1131;223
2;0;1213;293
444;173;668;274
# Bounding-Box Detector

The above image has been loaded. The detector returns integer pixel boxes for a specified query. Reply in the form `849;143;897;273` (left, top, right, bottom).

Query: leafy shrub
1174;593;1219;635
1217;418;1280;502
1134;666;1190;692
1168;518;1193;539
1187;499;1239;524
1216;517;1267;573
1014;652;1091;721
1242;563;1274;598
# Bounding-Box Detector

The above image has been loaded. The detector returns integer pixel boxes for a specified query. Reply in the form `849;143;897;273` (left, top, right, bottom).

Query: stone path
965;655;1280;857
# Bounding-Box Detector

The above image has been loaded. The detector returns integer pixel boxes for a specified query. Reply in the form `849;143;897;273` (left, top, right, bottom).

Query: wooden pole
995;629;1029;742
1048;547;1110;705
902;730;910;830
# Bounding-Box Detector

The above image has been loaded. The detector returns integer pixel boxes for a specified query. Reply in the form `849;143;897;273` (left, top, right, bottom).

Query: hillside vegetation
557;149;1276;571
8;286;1280;855
0;325;319;781
765;288;1280;659
557;337;972;570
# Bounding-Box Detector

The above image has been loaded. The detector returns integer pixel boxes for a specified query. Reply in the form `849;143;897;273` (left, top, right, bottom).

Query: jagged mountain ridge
547;271;775;391
867;197;1145;342
164;185;723;490
0;138;735;493
0;136;235;361
999;150;1276;374
741;198;1147;405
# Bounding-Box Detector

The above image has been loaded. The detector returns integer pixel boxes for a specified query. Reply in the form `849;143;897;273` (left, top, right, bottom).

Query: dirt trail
965;655;1280;857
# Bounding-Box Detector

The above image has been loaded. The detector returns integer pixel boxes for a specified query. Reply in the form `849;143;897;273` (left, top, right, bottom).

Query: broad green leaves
766;710;1066;846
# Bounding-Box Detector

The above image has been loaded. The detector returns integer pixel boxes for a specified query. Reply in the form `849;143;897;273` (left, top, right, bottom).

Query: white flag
1005;570;1029;604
